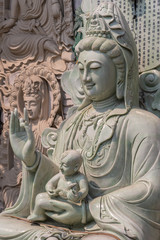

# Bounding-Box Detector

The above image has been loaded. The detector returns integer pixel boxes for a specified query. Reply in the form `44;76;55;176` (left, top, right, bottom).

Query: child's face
60;155;78;176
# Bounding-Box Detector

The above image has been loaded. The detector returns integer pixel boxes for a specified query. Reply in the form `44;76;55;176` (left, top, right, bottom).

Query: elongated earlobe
74;165;79;172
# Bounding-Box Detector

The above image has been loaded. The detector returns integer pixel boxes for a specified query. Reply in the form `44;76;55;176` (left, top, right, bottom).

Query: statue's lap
82;234;118;240
0;215;118;240
0;215;43;234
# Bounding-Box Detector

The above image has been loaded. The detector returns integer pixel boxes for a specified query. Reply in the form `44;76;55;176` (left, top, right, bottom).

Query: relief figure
0;0;74;72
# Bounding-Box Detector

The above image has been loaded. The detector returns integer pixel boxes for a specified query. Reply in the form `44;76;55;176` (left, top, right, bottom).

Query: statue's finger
14;108;20;132
20;118;25;132
10;111;15;134
25;123;34;142
24;108;29;125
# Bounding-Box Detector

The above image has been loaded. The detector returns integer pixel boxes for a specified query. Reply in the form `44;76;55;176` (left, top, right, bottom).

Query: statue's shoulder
126;108;160;138
128;108;160;123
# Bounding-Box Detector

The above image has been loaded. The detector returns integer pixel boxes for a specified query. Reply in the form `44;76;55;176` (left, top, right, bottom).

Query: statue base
0;215;118;240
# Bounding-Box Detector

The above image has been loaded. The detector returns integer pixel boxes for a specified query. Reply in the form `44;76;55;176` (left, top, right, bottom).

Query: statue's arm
77;175;89;201
0;0;19;31
51;0;61;19
45;173;61;196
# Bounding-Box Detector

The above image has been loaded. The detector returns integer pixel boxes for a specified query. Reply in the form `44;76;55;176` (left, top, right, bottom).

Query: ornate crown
86;16;111;38
22;77;42;98
84;3;123;39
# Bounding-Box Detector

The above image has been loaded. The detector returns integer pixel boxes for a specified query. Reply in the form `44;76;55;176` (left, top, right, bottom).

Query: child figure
28;150;88;222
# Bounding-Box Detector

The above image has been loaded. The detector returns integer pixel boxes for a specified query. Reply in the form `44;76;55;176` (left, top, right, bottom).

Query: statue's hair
61;150;83;166
75;37;125;99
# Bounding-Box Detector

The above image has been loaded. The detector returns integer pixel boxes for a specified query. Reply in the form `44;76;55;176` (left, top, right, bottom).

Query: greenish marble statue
27;150;88;222
0;2;160;240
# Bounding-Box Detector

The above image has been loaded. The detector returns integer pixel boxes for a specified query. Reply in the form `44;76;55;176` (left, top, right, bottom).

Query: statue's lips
85;83;95;89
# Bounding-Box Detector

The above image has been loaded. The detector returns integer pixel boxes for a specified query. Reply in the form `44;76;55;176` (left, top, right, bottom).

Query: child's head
60;150;83;176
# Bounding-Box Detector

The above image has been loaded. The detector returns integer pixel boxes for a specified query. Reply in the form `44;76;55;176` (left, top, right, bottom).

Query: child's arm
45;172;61;197
76;175;89;201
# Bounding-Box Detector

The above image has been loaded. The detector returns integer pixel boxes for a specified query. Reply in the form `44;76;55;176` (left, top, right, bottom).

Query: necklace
81;96;119;138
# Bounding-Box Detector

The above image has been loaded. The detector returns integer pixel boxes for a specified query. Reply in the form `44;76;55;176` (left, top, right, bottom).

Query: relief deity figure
1;66;62;210
0;0;73;71
0;3;160;240
20;75;51;151
11;67;62;153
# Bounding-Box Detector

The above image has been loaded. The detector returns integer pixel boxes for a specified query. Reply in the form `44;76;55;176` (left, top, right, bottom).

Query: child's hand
45;184;57;197
67;190;82;202
67;190;77;202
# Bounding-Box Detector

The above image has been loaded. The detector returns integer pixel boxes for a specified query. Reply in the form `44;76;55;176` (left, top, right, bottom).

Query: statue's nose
83;70;91;82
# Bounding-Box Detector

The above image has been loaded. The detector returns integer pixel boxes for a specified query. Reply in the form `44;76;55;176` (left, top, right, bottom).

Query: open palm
9;108;36;167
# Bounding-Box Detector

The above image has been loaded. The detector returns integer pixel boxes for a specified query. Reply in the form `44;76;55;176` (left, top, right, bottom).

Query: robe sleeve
3;151;59;217
89;111;160;240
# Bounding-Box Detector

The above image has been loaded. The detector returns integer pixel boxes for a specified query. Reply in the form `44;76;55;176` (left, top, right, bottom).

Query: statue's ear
74;164;79;173
61;65;85;106
41;128;59;149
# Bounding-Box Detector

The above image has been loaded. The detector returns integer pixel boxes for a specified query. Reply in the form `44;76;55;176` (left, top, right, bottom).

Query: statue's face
24;96;41;121
78;50;116;101
60;156;78;176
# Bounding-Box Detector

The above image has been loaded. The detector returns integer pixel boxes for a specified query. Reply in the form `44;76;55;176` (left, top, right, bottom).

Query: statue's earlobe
74;164;79;173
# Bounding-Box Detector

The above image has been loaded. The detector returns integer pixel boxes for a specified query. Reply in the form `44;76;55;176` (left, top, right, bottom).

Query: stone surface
0;64;63;210
28;150;88;223
139;68;160;117
0;0;74;211
82;235;117;240
0;2;159;240
80;0;160;73
0;0;74;73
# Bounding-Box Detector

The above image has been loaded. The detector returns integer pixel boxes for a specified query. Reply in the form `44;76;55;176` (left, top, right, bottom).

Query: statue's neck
31;120;39;129
92;95;118;112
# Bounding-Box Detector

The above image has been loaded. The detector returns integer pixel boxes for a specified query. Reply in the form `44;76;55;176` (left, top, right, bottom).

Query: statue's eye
30;101;36;106
78;63;84;71
90;62;101;69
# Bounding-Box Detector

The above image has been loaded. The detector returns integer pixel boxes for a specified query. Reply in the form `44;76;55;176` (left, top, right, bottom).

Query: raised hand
9;108;36;167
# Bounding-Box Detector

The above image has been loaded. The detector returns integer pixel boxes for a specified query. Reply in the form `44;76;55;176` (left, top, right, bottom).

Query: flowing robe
53;105;160;239
1;105;160;240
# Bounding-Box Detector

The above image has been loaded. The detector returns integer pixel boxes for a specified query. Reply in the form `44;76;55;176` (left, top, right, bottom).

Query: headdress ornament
78;2;139;110
22;76;43;99
85;3;125;42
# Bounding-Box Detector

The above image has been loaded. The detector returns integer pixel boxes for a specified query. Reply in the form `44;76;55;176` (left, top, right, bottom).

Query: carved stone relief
11;66;62;151
139;68;160;117
0;0;4;22
0;65;64;210
0;0;74;73
0;0;75;211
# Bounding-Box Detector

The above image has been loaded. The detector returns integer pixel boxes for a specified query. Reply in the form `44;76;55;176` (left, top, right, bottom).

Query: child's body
28;150;88;222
